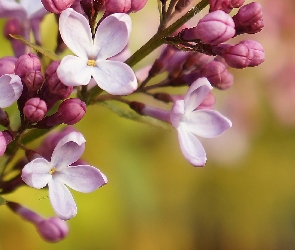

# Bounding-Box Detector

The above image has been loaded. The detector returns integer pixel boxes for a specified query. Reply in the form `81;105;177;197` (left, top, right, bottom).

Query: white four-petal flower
21;131;108;220
170;77;232;166
57;8;137;95
0;74;23;108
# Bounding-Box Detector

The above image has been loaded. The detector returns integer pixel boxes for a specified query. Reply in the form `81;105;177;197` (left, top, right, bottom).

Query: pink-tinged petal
0;0;27;19
182;109;232;138
55;165;108;193
59;8;93;59
48;179;77;220
94;14;130;59
20;0;47;19
51;132;86;170
184;78;212;113
21;158;52;189
0;74;23;108
171;100;185;128
177;126;207;166
57;55;91;86
92;60;137;95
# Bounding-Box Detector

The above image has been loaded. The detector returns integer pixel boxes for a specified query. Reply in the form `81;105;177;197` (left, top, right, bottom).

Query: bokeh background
1;0;295;249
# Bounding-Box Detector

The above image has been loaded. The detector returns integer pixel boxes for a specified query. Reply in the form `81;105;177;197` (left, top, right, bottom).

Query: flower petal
184;77;212;114
170;100;185;128
0;0;26;19
55;165;108;193
57;55;91;86
94;13;130;59
20;0;47;19
51;132;86;170
59;8;93;59
48;179;77;220
182;109;232;138
0;74;23;108
21;158;52;188
92;60;137;95
177;126;207;166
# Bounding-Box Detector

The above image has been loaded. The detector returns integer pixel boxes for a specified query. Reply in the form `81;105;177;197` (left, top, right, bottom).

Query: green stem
125;0;209;67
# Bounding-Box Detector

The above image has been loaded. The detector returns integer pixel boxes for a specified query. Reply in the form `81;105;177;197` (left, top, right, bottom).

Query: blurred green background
1;1;295;249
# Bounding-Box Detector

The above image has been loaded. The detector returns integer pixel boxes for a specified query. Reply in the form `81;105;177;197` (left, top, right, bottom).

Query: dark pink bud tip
57;98;86;125
15;53;41;79
41;0;75;14
209;0;230;12
233;2;264;34
23;98;47;122
24;70;44;91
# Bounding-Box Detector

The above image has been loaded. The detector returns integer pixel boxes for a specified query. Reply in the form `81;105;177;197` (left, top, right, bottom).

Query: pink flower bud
229;0;245;8
200;60;233;89
0;56;17;77
233;2;264;35
23;98;47;122
15;53;41;79
182;10;235;45
213;40;265;68
0;131;13;156
3;19;26;57
41;0;75;14
57;98;86;125
198;91;216;109
130;0;148;12
23;70;44;91
105;0;131;13
36;217;69;242
7;202;69;242
209;0;230;12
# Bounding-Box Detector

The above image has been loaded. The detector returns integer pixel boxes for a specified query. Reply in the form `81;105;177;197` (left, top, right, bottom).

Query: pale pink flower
0;74;23;108
57;8;137;95
21;131;108;220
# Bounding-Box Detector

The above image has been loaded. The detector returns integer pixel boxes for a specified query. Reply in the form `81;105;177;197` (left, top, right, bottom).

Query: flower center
87;60;96;67
49;167;56;175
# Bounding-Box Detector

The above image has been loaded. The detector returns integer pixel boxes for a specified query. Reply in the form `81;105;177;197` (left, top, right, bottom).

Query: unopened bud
15;53;41;79
7;202;69;242
233;2;264;35
23;98;47;122
105;0;131;13
23;70;44;91
213;40;265;68
182;10;235;45
130;0;148;12
41;0;75;14
57;98;86;125
200;60;234;89
0;130;13;156
0;56;17;76
209;0;230;12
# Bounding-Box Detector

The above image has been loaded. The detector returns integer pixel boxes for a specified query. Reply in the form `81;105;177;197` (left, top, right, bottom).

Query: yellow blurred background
1;0;295;249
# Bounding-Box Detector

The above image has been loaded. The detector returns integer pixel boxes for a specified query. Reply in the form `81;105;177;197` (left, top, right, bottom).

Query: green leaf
0;196;7;206
100;102;170;129
10;35;60;61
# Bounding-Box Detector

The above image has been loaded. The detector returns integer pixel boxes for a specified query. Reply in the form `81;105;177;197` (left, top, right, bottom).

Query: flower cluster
0;0;264;243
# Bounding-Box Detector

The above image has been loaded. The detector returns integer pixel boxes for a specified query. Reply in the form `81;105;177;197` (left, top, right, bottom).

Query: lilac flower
170;78;232;166
0;74;23;108
57;8;137;95
21;131;108;220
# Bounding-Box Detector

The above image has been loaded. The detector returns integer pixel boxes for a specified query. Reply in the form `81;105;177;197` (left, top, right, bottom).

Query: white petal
51;132;86;171
21;158;52;189
177;126;207;166
57;55;91;86
94;14;130;59
59;8;93;59
92;60;137;95
0;0;27;19
170;100;185;128
184;78;212;114
182;109;232;138
0;74;23;108
48;179;77;220
20;0;47;19
55;165;108;193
